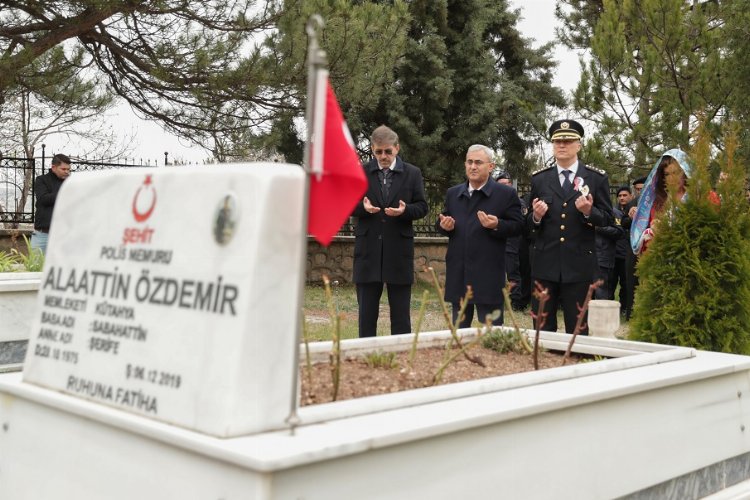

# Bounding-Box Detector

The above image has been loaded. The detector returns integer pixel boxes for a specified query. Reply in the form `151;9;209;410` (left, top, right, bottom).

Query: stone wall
1;230;449;284
307;236;448;285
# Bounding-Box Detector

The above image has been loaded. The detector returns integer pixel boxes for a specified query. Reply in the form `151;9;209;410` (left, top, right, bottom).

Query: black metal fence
0;155;148;226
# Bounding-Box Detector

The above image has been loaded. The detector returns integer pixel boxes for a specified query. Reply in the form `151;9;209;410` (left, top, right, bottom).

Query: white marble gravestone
21;163;305;437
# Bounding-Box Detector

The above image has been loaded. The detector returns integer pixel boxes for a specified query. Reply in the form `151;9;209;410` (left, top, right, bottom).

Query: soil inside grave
299;346;587;406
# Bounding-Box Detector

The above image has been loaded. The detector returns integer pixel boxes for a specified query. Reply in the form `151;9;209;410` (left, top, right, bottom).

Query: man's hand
575;194;593;216
363;197;381;214
384;199;406;217
477;210;498;229
438;213;455;231
628;205;637;218
532;197;548;223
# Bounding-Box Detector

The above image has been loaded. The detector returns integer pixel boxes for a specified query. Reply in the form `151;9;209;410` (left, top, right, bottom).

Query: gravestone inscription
22;164;305;437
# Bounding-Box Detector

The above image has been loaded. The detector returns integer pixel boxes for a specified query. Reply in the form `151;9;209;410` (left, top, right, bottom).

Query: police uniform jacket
527;162;613;283
351;156;428;284
595;206;624;268
437;181;523;304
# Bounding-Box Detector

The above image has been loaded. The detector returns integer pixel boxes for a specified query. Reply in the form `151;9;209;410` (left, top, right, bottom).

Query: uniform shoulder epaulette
586;165;607;175
530;165;554;176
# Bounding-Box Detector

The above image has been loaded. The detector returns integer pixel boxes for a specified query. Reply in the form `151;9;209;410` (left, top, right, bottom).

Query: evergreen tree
0;1;295;157
556;0;740;179
361;0;564;200
724;0;750;162
236;0;410;162
629;124;750;354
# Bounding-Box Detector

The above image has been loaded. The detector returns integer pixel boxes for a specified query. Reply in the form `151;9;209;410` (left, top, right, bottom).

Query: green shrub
362;350;399;369
0;251;18;272
12;235;44;272
482;328;528;354
630;125;750;354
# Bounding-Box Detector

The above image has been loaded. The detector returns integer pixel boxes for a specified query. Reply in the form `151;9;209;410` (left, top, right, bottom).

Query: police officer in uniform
527;120;613;334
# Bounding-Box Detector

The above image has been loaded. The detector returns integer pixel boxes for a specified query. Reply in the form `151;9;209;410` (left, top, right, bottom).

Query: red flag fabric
307;80;367;246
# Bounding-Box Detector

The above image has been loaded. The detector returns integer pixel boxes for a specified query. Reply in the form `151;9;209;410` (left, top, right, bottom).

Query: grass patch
362;350;399;369
303;281;630;342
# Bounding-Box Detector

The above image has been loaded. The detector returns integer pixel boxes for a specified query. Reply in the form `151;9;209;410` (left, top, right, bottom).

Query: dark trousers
356;282;411;337
594;266;615;300
530;279;591;335
519;238;532;308
612;257;629;312
505;251;523;307
451;303;504;328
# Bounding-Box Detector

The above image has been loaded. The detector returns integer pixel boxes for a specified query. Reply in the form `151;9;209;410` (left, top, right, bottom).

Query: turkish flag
307;79;367;246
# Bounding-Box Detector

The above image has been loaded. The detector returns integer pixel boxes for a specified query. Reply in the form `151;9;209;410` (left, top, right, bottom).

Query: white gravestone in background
22;164;305;437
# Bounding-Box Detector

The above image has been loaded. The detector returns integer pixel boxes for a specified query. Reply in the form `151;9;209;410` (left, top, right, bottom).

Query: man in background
632;177;646;199
622;181;643;320
351;125;428;337
494;169;527;310
594;205;624;300
613;186;634;315
32;153;71;254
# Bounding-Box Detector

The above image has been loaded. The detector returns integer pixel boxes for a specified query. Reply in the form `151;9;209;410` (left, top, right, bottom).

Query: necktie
562;170;573;194
380;168;391;200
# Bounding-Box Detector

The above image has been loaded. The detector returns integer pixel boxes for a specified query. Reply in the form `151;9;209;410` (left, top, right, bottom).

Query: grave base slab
1;334;749;499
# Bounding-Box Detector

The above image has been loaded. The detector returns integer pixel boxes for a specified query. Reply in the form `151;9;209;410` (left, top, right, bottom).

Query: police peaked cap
548;119;584;141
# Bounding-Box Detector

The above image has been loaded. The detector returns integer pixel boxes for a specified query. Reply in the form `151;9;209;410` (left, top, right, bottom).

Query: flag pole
286;14;328;434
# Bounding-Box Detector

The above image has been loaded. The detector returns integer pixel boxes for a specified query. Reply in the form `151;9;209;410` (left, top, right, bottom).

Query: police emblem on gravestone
132;175;157;222
213;193;238;245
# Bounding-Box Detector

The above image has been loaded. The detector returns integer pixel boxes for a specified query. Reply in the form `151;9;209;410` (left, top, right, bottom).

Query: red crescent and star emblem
132;175;157;223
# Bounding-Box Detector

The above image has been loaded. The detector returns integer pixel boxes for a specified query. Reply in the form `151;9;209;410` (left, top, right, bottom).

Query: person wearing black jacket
527;120;614;334
612;186;635;315
351;126;428;337
594;206;625;300
493;169;528;310
32;153;71;254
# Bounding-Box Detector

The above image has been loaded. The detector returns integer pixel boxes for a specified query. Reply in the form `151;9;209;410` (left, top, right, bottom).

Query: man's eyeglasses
373;148;394;156
465;159;488;166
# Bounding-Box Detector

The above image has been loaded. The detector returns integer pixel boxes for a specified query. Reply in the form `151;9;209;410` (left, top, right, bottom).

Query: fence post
164;152;169;166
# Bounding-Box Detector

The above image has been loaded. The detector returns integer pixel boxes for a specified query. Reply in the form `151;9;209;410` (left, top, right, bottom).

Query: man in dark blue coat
527;120;613;334
437;145;523;327
351;125;428;337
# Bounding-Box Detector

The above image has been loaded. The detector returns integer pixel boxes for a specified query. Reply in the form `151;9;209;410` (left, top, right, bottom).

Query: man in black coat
32;153;71;254
494;169;527;310
437;145;523;327
527;120;613;334
622;178;644;320
612;186;634;314
594;206;625;300
351;125;428;337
